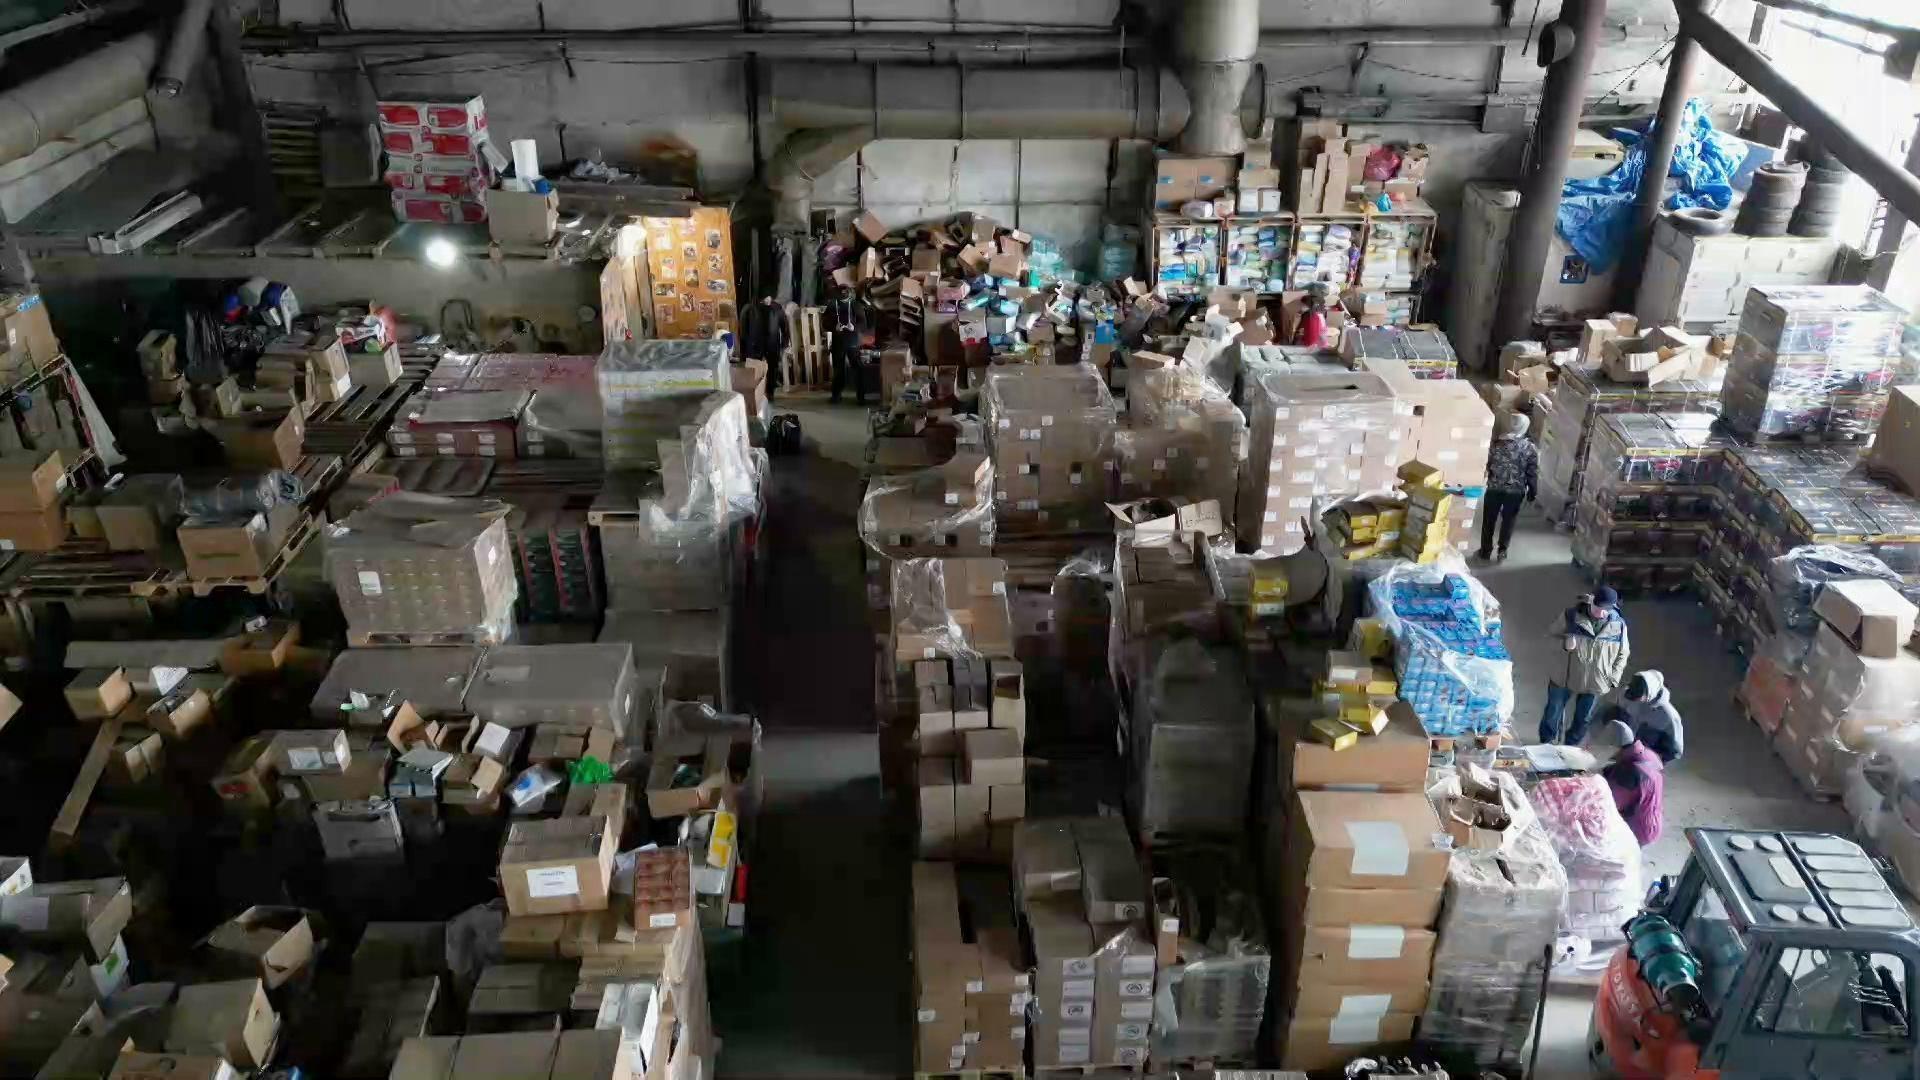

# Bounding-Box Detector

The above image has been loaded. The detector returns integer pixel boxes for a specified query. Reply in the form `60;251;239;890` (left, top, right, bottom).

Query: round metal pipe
156;0;216;96
1493;0;1610;351
1679;0;1920;231
0;31;161;164
1174;0;1260;155
1616;1;1701;309
1749;0;1919;42
768;63;1163;142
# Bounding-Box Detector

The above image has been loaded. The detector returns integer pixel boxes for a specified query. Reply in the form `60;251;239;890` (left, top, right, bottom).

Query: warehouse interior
0;1;1918;1079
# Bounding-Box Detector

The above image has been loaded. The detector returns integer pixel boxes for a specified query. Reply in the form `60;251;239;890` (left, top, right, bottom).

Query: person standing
739;296;789;400
825;285;868;406
1541;586;1630;745
1619;670;1685;764
1477;412;1537;562
1591;719;1664;847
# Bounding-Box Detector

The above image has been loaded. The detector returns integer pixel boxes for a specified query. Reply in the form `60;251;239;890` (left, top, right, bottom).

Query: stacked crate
378;93;494;223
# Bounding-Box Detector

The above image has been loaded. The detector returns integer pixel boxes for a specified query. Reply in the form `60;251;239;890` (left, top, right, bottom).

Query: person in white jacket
1619;670;1684;764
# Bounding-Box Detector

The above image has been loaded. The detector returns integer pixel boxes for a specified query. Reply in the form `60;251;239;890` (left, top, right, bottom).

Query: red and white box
381;128;483;157
390;190;487;224
385;153;493;197
376;94;487;135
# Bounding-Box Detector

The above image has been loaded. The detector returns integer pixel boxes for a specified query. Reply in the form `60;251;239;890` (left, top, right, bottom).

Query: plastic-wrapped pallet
1772;620;1920;797
1534;363;1723;525
1118;363;1246;513
857;454;994;559
597;338;732;469
1235;367;1410;552
1529;774;1640;946
1149;848;1271;1067
1125;637;1253;843
982;363;1117;537
324;494;518;641
1364;559;1512;737
1422;768;1567;1071
1718;284;1906;440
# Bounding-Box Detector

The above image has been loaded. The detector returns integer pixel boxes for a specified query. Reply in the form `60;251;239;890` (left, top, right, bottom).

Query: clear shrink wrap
1529;774;1640;946
1149;848;1270;1067
324;493;518;639
597;338;731;470
1236;366;1408;553
1365;557;1512;736
982;362;1118;537
858;455;995;558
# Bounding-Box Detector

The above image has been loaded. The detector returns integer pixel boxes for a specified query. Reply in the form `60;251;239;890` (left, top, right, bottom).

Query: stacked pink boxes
378;93;495;223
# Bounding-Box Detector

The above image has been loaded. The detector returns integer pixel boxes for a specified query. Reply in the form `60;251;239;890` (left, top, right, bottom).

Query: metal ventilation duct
1170;0;1259;156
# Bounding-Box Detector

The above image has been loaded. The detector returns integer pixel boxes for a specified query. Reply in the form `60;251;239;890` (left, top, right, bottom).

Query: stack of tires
1790;141;1850;238
1734;160;1806;237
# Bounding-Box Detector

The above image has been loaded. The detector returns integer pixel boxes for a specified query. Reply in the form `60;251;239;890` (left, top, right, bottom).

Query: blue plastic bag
1555;98;1747;273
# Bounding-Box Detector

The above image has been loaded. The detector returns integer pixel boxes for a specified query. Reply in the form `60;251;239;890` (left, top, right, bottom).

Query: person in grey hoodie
1619;670;1684;764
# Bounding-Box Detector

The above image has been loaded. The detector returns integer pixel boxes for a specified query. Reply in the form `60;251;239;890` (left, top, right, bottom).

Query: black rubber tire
1808;164;1850;182
1796;189;1846;212
1671;207;1736;236
1743;208;1797;225
1744;191;1801;210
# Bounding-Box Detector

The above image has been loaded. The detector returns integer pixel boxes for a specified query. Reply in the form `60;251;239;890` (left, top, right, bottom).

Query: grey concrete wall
242;0;1758;274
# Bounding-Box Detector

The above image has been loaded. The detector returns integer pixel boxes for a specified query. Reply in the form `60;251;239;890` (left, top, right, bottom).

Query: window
1681;886;1750;1012
1752;948;1912;1041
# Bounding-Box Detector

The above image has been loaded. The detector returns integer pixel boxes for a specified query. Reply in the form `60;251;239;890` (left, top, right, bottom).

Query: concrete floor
717;397;1851;1079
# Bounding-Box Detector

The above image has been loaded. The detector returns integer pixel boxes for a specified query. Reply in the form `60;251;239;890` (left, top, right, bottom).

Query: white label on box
923;648;936;660
8;895;50;931
1329;1010;1384;1045
1272;407;1290;420
961;1032;979;1044
647;912;678;928
1348;924;1406;959
944;492;959;506
478;431;496;443
1120;954;1155;976
1294;443;1318;457
1288;496;1313;509
998;419;1011;429
478;444;497;456
1264;511;1278;523
287;747;323;772
1041;415;1055;427
1346;821;1411;877
437;446;456;456
1059;999;1093;1021
1115;1021;1148;1042
1058;1045;1089;1065
526;865;581;898
1159;916;1179;934
917;1008;937;1023
1062;957;1094;977
1070;473;1083;485
435;432;455;443
1116;1046;1146;1066
0;540;12;551
357;571;383;596
991;581;1006;595
1120;1000;1153;1021
1010;1025;1026;1041
1119;977;1152;997
397;446;418;456
966;980;985;994
1062;978;1095;1000
1057;1026;1091;1045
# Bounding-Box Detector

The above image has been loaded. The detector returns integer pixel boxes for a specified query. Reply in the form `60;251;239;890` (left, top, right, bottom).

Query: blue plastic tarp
1555;98;1747;273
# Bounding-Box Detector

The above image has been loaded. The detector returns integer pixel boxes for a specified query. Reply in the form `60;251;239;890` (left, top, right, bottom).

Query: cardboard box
166;979;277;1069
0;877;130;960
0;451;64;512
1074;816;1147;922
1151;155;1238;210
988;783;1025;823
961;728;1022;786
211;734;277;813
312;798;405;861
1287;789;1451;891
1284;700;1433;792
644;735;731;819
0;502;65;550
1868;385;1920;496
210;409;304;470
178;506;297;581
488;189;559;245
1281;1012;1418;1072
500;815;618;916
327;495;515;637
146;687;212;740
1294;923;1437;984
109;1054;239;1080
1292;979;1430;1020
916;756;957;859
272;728;351;775
65;667;132;721
1814;578;1918;658
201;906;315;988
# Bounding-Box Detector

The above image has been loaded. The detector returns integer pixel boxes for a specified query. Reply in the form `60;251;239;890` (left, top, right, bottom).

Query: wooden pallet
304;377;419;458
184;511;320;596
347;623;512;648
781;303;828;390
290;453;345;507
0;542;180;599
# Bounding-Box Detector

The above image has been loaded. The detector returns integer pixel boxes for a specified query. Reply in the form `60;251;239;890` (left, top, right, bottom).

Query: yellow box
1349;617;1391;660
1406;490;1454;517
1309;717;1358;750
1343;707;1390;736
1365;666;1399;696
1376;506;1408;530
1397;460;1445;489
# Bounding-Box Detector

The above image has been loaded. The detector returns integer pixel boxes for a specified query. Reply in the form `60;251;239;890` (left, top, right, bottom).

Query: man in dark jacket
739;296;788;398
1620;670;1685;764
825;285;868;405
1477;412;1537;562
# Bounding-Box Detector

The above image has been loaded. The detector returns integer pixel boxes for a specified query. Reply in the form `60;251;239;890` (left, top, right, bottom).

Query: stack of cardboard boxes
1772;579;1920;796
910;862;1027;1074
324;494;519;644
1719;284;1907;440
1269;789;1448;1071
983;363;1118;537
0;449;71;550
379;93;495;224
857;452;994;559
1236;368;1411;553
1118;364;1246;511
1363;356;1496;551
1013;818;1155;1070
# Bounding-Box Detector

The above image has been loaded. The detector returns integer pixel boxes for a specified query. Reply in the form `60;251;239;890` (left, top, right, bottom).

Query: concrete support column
1616;1;1701;310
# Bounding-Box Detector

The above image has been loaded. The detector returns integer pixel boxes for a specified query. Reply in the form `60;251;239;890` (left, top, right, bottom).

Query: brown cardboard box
98;475;181;552
1292;979;1430;1020
109;1053;237;1080
146;687;213;740
488;189;560;245
1869;386;1920;495
178;506;297;581
211;734;277;814
853;210;888;245
65;667;132;721
961;728;1021;786
500;815;618;916
0;877;130;960
210;409;304;470
201;906;316;988
644;735;730;818
916;756;958;859
0;450;64;511
1151;155;1238;210
1280;1012;1418;1072
988;783;1025;823
1287;789;1450;891
1294;923;1437;984
0;289;60;372
1813;578;1918;659
1075;816;1148;922
165;978;278;1069
1282;702;1431;793
0;502;65;550
328;495;514;637
271;728;351;775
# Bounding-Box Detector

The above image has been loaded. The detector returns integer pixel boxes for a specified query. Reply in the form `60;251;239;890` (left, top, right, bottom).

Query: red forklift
1590;827;1920;1078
